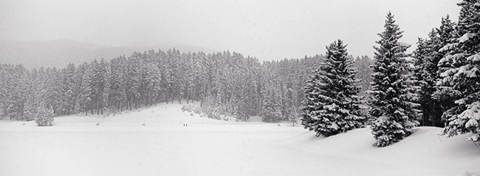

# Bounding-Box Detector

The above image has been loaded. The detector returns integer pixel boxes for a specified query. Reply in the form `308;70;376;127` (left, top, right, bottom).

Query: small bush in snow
261;106;282;123
34;106;54;126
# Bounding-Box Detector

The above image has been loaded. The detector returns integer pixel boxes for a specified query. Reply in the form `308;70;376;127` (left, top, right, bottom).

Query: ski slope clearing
0;103;479;176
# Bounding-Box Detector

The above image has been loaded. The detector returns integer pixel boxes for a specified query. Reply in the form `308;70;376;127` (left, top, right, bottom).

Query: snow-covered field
0;103;479;176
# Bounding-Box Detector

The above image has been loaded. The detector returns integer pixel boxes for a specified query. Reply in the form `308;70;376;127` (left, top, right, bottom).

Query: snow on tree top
397;42;411;47
440;43;458;52
467;54;480;62
459;33;477;43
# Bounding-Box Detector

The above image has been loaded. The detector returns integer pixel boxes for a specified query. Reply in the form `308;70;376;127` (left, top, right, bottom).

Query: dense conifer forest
0;49;344;122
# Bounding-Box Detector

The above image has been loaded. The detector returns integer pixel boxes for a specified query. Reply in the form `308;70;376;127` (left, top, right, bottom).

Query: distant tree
109;56;127;110
42;67;62;115
0;64;30;120
61;63;77;115
78;63;94;115
126;53;142;110
354;56;374;97
7;104;17;120
261;84;282;122
23;68;41;121
369;12;420;147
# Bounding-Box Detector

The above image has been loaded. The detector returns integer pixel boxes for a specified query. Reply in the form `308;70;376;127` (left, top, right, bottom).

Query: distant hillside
0;40;215;69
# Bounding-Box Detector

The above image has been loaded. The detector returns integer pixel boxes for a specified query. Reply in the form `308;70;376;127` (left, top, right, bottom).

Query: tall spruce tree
438;0;480;142
413;36;439;127
369;12;420;147
301;40;365;137
414;16;456;127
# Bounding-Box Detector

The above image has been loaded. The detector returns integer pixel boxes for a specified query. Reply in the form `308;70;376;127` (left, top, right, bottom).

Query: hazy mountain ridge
0;40;215;69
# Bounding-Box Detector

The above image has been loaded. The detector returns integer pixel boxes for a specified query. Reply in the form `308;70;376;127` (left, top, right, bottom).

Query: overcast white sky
0;0;460;61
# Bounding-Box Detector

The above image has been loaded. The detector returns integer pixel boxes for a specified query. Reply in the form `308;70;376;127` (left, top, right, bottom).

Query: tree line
0;48;373;123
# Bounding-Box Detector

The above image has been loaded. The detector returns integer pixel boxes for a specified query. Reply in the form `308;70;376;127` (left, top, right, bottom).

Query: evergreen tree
34;104;54;126
126;53;142;110
61;63;77;115
369;12;420;147
432;16;459;122
414;16;456;127
23;68;42;121
301;40;365;137
354;56;374;97
413;37;436;126
438;0;480;142
97;59;110;114
261;87;282;122
79;63;94;115
109;56;127;110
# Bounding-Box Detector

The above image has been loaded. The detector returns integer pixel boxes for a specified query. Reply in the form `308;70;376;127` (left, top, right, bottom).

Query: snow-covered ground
0;103;479;176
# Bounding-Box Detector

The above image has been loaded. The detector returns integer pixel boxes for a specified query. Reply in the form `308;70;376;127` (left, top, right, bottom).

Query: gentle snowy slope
283;127;480;176
0;103;479;176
